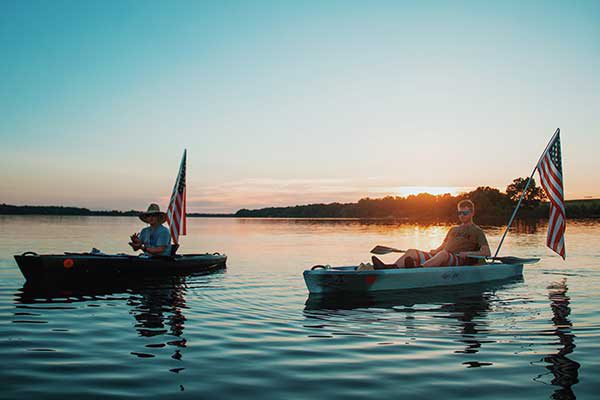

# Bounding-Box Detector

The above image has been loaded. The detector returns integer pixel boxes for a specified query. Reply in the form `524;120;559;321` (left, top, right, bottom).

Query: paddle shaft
372;246;539;265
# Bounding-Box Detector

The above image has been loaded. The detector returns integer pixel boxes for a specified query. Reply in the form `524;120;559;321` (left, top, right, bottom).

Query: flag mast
493;128;560;258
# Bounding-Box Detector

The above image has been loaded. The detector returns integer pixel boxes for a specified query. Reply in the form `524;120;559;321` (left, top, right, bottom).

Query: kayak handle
21;251;39;256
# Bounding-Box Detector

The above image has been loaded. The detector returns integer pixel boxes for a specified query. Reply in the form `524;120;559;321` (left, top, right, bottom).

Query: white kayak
303;262;531;294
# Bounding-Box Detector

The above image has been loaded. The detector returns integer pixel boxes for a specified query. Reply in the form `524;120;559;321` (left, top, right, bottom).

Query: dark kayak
14;251;227;285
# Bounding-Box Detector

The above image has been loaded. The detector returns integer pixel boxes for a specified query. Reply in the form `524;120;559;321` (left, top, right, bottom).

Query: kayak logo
442;272;460;280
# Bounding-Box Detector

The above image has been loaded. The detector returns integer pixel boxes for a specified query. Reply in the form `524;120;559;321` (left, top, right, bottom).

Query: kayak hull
303;263;523;294
14;252;227;285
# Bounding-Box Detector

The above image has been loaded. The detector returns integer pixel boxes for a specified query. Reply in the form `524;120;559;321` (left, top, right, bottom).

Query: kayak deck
14;252;227;285
303;263;524;294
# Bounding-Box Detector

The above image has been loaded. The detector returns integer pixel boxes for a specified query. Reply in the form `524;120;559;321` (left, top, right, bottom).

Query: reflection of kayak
303;263;524;294
304;278;522;310
16;276;190;303
14;251;227;285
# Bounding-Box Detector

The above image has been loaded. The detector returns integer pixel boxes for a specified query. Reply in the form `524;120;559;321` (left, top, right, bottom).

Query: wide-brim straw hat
139;203;167;224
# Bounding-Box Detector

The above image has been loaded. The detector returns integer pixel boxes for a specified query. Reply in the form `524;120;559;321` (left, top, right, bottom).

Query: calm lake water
0;216;599;399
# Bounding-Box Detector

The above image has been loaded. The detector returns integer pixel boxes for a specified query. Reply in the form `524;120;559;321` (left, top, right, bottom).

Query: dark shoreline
0;207;600;222
0;204;235;218
1;203;598;221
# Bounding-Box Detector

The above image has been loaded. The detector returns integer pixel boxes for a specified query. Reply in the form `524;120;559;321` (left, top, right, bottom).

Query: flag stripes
166;150;187;245
537;130;566;259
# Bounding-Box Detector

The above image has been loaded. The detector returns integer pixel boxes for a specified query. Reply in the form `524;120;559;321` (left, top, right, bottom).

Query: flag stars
550;136;562;173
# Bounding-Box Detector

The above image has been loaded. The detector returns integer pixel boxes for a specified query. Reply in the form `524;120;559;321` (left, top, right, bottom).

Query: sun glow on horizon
388;186;473;197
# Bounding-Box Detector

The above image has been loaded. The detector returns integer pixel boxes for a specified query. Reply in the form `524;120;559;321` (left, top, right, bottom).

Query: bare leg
394;249;419;268
422;250;450;267
371;256;398;269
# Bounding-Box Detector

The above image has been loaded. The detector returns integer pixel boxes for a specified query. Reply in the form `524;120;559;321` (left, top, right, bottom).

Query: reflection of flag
167;150;187;244
537;130;566;259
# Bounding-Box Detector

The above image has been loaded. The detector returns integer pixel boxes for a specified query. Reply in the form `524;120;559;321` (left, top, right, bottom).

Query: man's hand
130;233;141;244
129;233;142;251
129;241;141;251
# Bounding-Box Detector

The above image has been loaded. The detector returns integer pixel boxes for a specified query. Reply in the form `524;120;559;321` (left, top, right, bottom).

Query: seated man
372;199;491;268
129;203;172;256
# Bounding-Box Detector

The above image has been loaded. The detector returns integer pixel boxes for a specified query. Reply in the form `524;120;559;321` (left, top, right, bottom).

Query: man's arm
457;230;491;259
140;228;171;256
140;244;167;255
481;244;491;257
429;243;445;255
431;228;452;254
457;244;491;259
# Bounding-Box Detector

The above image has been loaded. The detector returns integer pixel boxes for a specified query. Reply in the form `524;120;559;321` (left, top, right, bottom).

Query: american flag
537;129;566;259
167;150;187;244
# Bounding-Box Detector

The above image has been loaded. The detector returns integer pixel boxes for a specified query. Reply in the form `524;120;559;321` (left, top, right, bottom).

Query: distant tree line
0;204;235;217
235;178;600;220
3;177;599;220
0;204;140;216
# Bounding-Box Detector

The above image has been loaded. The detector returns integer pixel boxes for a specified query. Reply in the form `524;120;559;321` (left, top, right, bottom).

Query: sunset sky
1;1;599;213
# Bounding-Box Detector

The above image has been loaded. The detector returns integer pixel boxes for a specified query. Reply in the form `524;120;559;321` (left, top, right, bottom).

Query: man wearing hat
129;203;172;256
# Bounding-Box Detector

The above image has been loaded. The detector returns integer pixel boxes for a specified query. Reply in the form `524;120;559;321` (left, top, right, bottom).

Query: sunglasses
457;210;472;216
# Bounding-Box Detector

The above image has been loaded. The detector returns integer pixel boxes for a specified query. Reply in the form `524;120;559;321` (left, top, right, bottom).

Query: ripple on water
1;217;599;399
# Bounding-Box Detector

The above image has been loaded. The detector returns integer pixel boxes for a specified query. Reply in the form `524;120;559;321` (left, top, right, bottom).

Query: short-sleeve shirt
139;225;172;256
442;224;489;254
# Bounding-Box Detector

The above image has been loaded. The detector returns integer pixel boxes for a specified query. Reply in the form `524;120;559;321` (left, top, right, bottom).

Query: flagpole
493;128;560;258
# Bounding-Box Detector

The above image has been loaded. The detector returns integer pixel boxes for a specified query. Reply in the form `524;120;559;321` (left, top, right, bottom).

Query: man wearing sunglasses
372;199;491;268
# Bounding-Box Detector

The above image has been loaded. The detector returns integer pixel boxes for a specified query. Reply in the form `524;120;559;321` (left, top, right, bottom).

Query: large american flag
537;129;566;259
167;150;187;244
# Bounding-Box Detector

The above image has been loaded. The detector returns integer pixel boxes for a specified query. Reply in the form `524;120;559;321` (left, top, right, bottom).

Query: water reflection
14;277;195;366
231;217;547;242
537;278;580;399
126;280;188;361
513;219;542;234
234;216;545;230
436;292;494;358
304;279;522;363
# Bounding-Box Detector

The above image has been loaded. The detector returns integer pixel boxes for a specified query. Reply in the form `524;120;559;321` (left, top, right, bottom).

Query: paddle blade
468;255;541;265
494;256;540;265
370;245;405;255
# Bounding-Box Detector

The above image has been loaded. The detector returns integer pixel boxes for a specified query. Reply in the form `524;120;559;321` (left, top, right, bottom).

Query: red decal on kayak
365;275;377;285
63;259;74;269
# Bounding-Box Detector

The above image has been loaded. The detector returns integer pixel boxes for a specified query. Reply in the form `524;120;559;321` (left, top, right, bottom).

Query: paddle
371;245;539;265
468;255;540;265
370;245;406;255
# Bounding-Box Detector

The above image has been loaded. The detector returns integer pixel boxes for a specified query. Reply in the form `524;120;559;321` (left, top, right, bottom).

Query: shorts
414;250;471;267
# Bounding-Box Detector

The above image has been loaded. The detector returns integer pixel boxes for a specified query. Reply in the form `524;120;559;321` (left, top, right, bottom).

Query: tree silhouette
505;177;546;209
